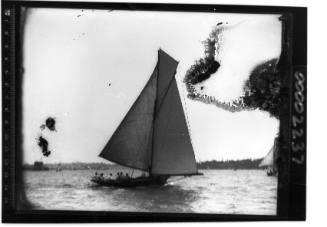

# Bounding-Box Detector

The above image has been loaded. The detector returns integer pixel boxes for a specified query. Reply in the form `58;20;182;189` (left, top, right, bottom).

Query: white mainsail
259;146;274;167
259;137;278;168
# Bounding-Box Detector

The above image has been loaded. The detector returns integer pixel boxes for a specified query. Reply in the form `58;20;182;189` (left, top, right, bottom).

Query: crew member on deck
94;172;99;180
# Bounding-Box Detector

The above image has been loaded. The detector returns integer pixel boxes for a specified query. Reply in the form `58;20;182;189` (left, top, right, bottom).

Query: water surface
24;169;277;215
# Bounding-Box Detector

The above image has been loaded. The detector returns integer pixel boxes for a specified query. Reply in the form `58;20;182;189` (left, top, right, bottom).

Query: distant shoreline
23;159;265;171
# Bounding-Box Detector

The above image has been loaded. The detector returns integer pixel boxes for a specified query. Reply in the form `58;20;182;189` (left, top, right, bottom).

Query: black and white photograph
2;1;308;223
21;7;282;214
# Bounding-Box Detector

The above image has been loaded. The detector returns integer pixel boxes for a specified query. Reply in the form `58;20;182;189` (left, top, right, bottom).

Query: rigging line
178;73;200;171
149;51;160;174
179;74;195;149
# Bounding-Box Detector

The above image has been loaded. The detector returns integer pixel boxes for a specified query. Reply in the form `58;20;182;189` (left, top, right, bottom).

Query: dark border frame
2;0;307;223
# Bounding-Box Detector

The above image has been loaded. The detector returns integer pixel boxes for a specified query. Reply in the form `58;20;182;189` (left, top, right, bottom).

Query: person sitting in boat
93;172;99;180
125;173;130;179
116;172;122;180
108;173;113;180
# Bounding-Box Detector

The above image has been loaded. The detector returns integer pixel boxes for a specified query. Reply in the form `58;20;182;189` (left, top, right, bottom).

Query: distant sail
99;64;158;171
259;136;279;167
259;146;274;167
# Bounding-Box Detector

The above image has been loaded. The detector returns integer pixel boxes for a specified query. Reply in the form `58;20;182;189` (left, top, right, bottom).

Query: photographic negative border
2;0;307;222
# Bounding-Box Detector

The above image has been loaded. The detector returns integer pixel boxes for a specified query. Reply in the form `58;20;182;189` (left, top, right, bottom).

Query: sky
22;8;281;164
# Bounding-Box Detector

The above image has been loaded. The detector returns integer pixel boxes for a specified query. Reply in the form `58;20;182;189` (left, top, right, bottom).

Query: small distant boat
259;138;278;177
33;161;49;171
92;49;202;187
266;167;277;176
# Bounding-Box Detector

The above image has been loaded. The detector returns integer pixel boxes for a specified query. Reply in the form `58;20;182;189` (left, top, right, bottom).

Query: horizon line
23;158;264;165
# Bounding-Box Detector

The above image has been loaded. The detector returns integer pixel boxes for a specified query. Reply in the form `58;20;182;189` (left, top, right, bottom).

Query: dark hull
91;176;168;187
267;170;278;176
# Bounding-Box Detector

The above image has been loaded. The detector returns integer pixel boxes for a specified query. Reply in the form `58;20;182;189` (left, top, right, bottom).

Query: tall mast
149;49;161;175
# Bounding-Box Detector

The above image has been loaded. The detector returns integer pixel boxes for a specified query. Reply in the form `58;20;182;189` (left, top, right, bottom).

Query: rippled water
24;169;277;215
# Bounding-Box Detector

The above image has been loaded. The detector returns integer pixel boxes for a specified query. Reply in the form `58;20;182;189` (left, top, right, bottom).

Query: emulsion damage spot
241;58;281;118
37;136;51;157
40;117;56;131
183;22;282;118
185;58;220;86
45;117;56;131
184;22;224;101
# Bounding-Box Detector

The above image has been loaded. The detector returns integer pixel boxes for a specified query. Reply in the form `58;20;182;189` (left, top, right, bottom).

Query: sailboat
259;138;278;176
91;49;202;187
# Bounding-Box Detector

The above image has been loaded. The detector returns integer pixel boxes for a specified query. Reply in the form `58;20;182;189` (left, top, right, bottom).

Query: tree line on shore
23;158;265;171
197;159;264;170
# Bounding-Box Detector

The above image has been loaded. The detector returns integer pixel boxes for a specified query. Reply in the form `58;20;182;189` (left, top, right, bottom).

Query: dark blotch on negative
242;58;281;118
45;117;56;131
37;136;51;157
